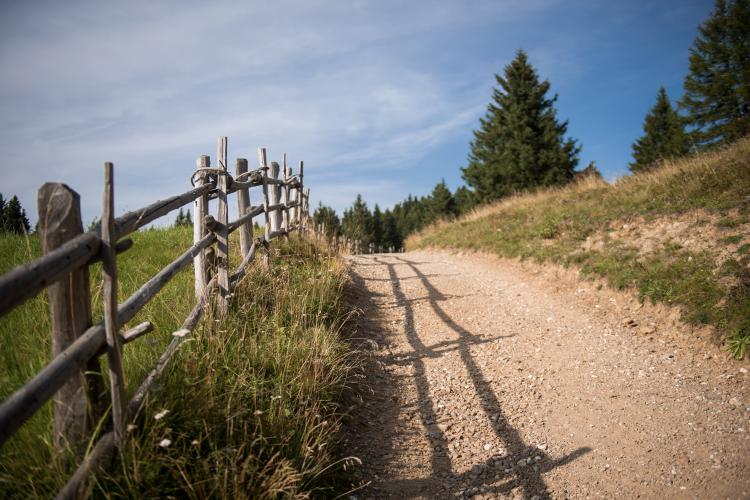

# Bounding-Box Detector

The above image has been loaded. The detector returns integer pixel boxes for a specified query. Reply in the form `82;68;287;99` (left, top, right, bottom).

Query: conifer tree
462;50;579;202
630;87;689;172
681;0;750;147
174;208;185;227
430;180;457;219
383;209;402;251
372;204;383;250
4;196;30;234
313;202;341;239
577;161;603;180
454;186;477;215
0;194;6;233
341;194;372;248
185;208;192;226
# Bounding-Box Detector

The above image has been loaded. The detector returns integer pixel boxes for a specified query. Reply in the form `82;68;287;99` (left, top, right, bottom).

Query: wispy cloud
0;0;710;223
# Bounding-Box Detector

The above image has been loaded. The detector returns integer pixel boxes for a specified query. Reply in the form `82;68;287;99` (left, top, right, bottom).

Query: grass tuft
0;230;357;497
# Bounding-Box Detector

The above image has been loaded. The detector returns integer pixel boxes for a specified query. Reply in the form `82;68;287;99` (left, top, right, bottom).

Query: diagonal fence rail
0;137;313;499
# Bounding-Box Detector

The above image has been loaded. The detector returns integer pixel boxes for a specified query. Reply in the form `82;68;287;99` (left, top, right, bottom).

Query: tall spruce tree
341;194;372;248
382;209;402;251
313;202;341;239
4;196;30;234
0;194;6;233
430;180;457;219
681;0;750;147
630;87;689;172
372;204;383;250
462;50;580;202
454;186;477;215
175;208;183;227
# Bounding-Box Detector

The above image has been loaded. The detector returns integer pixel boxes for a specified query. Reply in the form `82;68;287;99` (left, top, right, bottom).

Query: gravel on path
343;251;749;499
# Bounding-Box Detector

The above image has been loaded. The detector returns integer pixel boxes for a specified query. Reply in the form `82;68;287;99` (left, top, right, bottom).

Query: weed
722;235;743;245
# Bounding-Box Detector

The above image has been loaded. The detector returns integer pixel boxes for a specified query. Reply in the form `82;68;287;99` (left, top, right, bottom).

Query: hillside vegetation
0;228;357;497
408;137;750;358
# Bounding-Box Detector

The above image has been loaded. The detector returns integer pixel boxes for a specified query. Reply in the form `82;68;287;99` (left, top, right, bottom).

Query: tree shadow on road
348;254;590;499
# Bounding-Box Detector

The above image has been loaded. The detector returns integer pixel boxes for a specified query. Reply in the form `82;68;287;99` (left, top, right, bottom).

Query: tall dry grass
408;137;750;358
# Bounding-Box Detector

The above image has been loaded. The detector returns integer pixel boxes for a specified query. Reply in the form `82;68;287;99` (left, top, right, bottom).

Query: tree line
0;194;31;235
316;0;749;252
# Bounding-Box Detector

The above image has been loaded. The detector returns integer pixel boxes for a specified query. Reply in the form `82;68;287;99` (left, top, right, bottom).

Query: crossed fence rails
0;136;312;499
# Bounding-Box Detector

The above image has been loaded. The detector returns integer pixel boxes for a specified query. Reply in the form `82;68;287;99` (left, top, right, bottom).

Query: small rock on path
343;251;749;499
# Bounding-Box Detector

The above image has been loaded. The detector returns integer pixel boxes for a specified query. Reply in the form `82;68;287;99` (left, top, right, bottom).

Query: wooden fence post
37;183;103;455
193;155;210;300
282;155;290;237
297;161;304;231
303;187;310;231
101;163;126;443
286;166;294;227
259;148;271;268
217;137;229;314
235;158;252;258
269;161;281;232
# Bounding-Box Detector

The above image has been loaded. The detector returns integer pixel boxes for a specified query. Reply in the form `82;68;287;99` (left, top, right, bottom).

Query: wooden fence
0;137;311;499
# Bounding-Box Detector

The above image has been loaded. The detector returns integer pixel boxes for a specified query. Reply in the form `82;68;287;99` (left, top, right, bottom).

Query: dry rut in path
344;251;749;499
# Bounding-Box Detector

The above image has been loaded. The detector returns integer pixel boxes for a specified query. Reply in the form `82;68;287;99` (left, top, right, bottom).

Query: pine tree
174;208;185;227
4;196;30;234
185;209;192;226
576;161;603;180
429;180;457;219
372;204;383;251
681;0;750;147
630;87;689;172
0;194;6;233
454;186;478;215
341;195;372;249
462;50;580;202
383;209;402;251
313;202;341;239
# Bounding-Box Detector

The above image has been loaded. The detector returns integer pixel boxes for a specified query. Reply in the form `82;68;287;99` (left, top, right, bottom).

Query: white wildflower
154;409;169;421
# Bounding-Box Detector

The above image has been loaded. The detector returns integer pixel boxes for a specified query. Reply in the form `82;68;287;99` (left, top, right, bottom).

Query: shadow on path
350;254;590;498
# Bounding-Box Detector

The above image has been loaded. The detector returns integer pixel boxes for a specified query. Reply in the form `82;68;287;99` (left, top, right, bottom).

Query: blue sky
0;0;714;226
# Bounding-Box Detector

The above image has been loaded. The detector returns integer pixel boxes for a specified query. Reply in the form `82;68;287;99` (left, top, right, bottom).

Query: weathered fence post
303;187;310;231
101;163;126;443
259;148;271;268
235;158;252;258
269;161;281;232
37;183;103;455
217;137;230;314
296;161;304;229
282;155;290;237
193;155;210;299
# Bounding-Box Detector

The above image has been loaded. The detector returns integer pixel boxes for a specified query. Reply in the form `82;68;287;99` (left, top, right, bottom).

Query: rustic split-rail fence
0;137;314;498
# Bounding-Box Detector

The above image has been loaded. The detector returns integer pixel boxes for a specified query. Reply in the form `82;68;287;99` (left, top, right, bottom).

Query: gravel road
344;251;749;499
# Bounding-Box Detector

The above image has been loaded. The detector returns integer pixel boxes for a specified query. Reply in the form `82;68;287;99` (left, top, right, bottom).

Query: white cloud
0;0;567;225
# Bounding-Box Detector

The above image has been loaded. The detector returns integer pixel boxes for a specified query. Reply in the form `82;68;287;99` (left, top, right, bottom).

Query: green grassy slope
408;137;750;358
0;229;356;497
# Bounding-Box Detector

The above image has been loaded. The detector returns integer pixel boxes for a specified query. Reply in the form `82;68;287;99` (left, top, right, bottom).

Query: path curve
345;251;749;499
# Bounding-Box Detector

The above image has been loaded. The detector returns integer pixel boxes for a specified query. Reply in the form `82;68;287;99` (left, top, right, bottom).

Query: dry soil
343;251;749;500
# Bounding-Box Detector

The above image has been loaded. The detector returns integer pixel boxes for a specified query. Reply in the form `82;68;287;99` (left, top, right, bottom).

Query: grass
0;228;357;497
408;136;750;359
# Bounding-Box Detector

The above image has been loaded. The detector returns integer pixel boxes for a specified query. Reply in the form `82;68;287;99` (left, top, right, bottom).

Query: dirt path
344;251;749;499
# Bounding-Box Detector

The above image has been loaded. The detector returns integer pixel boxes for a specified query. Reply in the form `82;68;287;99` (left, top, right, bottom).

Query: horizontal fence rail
0;137;314;499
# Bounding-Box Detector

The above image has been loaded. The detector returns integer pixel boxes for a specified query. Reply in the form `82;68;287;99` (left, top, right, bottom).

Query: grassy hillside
0;228;357;497
408;137;750;359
